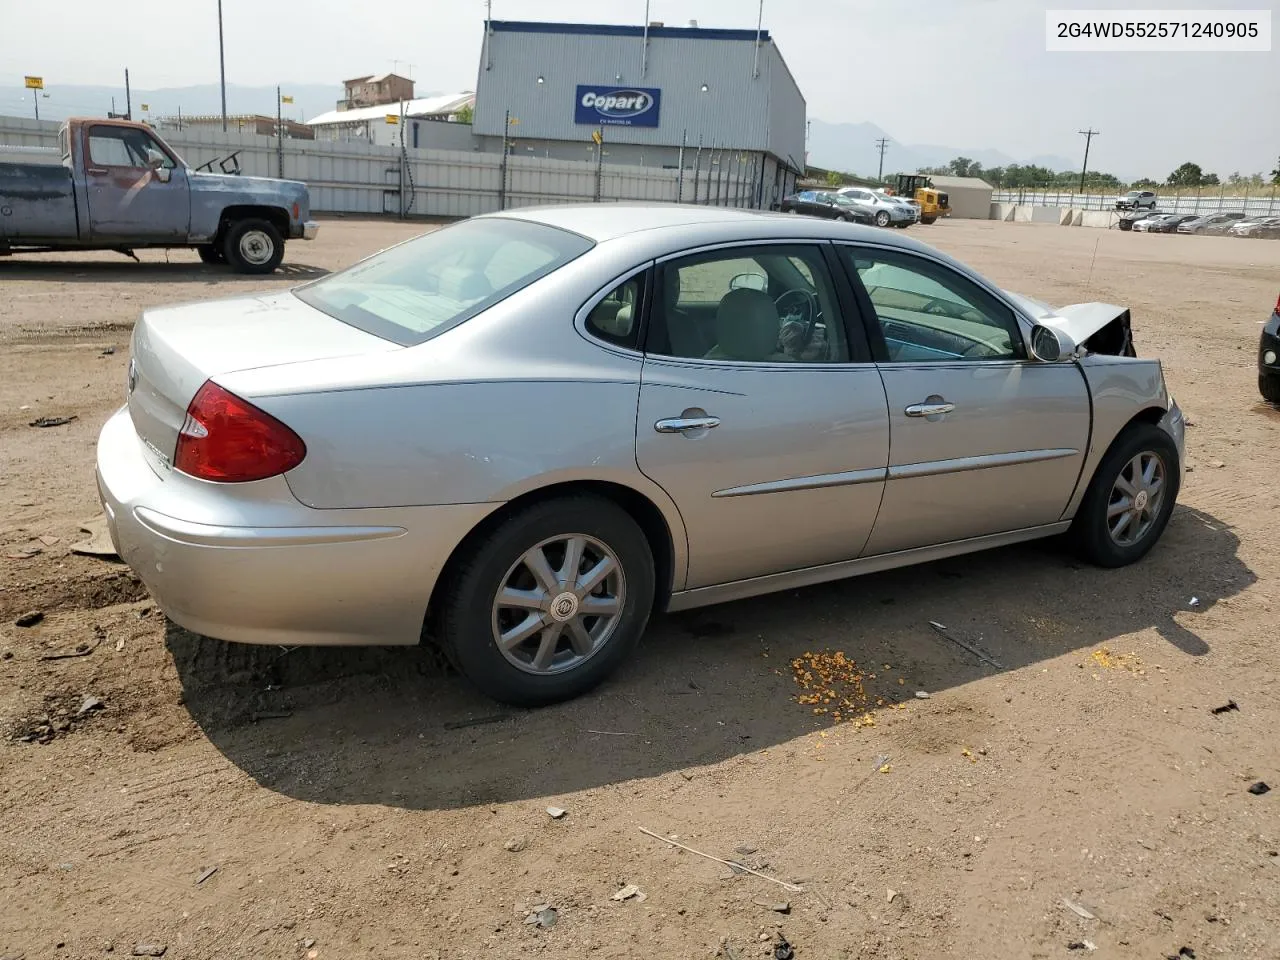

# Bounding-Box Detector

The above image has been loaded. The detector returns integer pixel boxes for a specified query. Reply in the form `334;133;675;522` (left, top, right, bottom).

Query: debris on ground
70;515;118;558
789;649;878;724
29;415;78;428
1062;898;1098;921
14;610;44;627
131;944;166;957
1248;782;1270;796
6;548;41;560
637;826;802;893
928;620;1003;669
523;905;557;928
195;866;218;885
250;710;293;722
887;888;899;903
442;714;507;730
754;898;790;913
1089;647;1144;672
76;696;105;717
1165;949;1196;960
1067;940;1097;951
503;837;528;853
735;845;758;856
914;691;931;699
101;346;116;355
1211;700;1239;715
773;932;794;960
38;639;100;661
546;806;567;819
302;939;315;949
38;535;60;546
1189;596;1201;607
610;884;646;903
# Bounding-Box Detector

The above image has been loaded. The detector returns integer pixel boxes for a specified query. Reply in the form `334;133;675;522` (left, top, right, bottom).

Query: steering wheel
774;288;819;352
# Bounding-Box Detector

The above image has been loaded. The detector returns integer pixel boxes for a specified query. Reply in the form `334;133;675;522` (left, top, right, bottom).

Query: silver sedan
97;205;1185;705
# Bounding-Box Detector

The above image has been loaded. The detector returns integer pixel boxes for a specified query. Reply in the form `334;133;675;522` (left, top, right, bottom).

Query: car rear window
294;218;593;346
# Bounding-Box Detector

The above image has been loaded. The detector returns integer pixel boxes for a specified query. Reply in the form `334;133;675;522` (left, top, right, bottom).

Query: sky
2;0;1276;176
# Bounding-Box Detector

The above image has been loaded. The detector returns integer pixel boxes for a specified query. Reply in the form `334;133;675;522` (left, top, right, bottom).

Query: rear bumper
300;220;319;241
95;406;493;646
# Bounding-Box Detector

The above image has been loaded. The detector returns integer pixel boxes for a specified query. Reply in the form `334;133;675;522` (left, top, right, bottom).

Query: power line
874;138;890;181
1078;128;1099;192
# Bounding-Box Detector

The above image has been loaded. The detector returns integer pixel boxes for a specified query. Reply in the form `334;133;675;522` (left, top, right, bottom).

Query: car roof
487;202;930;250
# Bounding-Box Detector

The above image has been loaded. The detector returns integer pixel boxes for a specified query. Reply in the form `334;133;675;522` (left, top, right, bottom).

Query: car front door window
88;127;174;169
840;248;1024;363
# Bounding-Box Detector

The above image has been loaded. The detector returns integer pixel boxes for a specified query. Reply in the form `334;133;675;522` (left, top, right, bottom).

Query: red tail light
1275;291;1280;314
175;381;306;482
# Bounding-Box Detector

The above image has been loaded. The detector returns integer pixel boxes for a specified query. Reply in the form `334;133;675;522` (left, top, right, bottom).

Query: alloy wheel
1106;451;1166;546
491;534;626;675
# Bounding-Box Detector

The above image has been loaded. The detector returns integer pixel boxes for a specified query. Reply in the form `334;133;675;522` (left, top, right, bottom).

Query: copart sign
574;86;661;127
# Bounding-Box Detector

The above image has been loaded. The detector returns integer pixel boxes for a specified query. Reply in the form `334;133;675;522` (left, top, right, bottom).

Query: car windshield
294;218;593;346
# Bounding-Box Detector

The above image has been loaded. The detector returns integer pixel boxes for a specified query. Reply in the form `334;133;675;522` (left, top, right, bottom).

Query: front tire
223;218;285;274
1071;423;1180;568
1261;373;1280;404
920;215;937;225
438;496;655;706
196;244;224;265
875;210;891;227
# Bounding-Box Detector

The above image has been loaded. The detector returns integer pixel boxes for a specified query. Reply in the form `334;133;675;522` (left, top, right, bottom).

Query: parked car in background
1116;190;1158;211
779;191;875;224
1176;212;1247;235
876;191;920;227
1117;209;1163;231
1201;214;1255;236
0;117;317;273
1132;213;1184;233
1139;214;1201;234
97;205;1185;706
837;187;915;227
1260;292;1280;403
1229;217;1280;239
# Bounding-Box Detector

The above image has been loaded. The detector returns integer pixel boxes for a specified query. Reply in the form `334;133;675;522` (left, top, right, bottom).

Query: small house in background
925;175;993;219
338;73;416;111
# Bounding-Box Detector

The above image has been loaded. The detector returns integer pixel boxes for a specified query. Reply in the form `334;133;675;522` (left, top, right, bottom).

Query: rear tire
1071;423;1180;568
875;210;891;227
438;496;655;707
1261;373;1280;404
920;216;937;225
223;218;285;274
196;244;224;265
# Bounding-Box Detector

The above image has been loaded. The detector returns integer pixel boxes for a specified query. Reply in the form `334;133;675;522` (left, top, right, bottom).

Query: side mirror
1028;324;1073;362
153;166;171;183
729;273;767;292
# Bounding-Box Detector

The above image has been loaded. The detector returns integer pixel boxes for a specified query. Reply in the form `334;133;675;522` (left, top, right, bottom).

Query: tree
1166;162;1204;187
453;103;474;124
946;156;982;177
1201;172;1220;186
825;169;843;188
1271;157;1280;185
1131;177;1160;188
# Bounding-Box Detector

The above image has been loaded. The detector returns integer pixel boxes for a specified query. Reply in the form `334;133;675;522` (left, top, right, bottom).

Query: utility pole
875;138;890;181
217;0;228;131
276;86;284;178
124;68;132;120
1078;128;1099;193
32;88;39;122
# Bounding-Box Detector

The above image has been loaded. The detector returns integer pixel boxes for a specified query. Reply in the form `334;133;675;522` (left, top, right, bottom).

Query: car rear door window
646;245;851;364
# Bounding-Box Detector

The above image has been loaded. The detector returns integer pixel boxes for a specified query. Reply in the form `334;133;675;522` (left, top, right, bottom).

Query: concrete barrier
1080;210;1117;229
1031;205;1063;224
1013;205;1034;222
1060;208;1077;225
988;202;1016;221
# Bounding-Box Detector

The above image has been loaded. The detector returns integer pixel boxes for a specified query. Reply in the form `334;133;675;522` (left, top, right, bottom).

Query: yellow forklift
894;174;950;224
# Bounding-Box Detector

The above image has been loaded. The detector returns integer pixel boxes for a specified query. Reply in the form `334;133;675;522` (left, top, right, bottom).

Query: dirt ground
1;216;1278;960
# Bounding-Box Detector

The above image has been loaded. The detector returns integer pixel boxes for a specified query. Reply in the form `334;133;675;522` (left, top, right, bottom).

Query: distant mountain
807;118;1077;178
0;83;345;125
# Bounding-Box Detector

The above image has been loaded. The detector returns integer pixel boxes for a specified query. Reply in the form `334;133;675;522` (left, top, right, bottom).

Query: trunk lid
127;291;396;469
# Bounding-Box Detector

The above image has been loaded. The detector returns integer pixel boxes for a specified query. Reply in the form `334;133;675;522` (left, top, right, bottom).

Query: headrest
714;288;780;362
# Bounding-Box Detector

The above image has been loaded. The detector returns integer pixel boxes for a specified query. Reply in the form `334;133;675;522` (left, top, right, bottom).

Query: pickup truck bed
0;162;78;240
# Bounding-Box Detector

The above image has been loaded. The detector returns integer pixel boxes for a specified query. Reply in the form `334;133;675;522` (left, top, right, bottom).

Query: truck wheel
196;244;225;265
920;216;937;225
223;219;284;275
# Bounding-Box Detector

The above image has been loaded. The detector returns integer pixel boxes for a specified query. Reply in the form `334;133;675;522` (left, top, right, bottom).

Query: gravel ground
1;216;1278;960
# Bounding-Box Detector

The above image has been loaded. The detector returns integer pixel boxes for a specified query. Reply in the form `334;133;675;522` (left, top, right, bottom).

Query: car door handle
905;401;955;418
87;167;109;175
655;416;721;433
